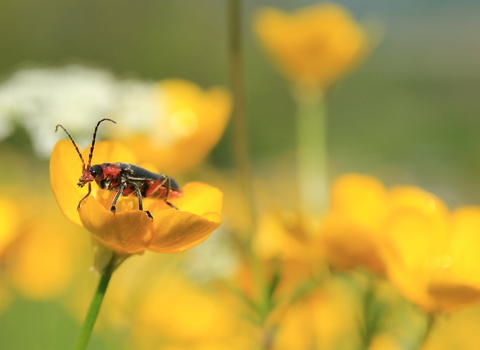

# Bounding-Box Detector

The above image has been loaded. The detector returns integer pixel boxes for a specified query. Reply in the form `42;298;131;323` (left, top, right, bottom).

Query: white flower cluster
0;65;166;157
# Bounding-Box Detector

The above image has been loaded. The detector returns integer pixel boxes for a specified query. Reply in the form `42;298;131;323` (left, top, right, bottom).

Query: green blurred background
1;0;480;202
1;0;480;349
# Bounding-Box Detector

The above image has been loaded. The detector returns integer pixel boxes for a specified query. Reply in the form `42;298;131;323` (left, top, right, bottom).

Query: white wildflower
0;65;167;157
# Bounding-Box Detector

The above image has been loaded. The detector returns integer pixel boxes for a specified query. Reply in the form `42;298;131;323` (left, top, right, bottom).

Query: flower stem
360;273;379;349
294;86;328;215
417;313;436;350
74;266;114;350
228;5;275;349
228;0;257;236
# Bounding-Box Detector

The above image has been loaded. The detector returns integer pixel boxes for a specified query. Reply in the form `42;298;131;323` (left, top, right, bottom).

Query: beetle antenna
88;118;116;168
55;124;86;170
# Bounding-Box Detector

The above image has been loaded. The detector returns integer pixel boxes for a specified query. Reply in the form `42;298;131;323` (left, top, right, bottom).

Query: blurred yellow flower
129;277;254;350
250;210;326;300
321;174;480;313
5;210;80;300
381;188;480;313
254;210;315;262
50;140;223;257
254;3;369;88
118;79;232;174
320;173;388;274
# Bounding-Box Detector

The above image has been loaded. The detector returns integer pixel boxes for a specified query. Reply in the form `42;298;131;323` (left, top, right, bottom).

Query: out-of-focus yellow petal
7;216;76;300
320;173;387;273
79;195;153;255
389;186;450;220
123;79;231;174
273;280;358;350
0;198;19;256
131;278;237;345
382;191;480;313
321;213;384;274
380;186;451;311
382;209;440;311
368;335;403;350
50;140;138;226
428;207;480;312
330;174;388;233
253;211;306;261
254;3;369;87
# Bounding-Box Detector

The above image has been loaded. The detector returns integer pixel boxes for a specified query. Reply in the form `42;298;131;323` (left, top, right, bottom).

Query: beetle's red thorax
102;163;122;177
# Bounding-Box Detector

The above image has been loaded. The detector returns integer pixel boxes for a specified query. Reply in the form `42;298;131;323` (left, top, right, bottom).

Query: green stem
360;273;377;349
294;87;328;215
228;0;267;314
228;6;275;349
74;266;113;350
417;313;436;350
228;0;257;236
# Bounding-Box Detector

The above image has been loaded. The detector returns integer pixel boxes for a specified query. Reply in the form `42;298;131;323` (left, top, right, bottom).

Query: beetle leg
110;182;127;214
133;185;153;219
164;177;179;210
77;183;92;210
145;176;179;210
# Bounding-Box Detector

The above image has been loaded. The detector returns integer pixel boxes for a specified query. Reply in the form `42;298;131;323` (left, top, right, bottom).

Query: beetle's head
78;165;103;187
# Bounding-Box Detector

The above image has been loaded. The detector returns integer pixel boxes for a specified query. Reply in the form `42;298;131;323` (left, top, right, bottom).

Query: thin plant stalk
294;86;328;215
228;0;257;235
74;264;114;350
228;0;268;317
228;1;273;348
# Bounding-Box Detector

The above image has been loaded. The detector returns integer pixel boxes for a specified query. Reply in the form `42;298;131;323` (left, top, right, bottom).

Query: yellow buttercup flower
50;140;223;257
321;174;480;313
254;3;369;88
119;79;232;174
381;188;480;313
320;173;388;274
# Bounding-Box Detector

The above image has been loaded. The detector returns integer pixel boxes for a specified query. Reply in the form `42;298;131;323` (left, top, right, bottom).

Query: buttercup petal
79;196;153;255
170;182;223;216
427;207;480;312
330;173;388;232
148;210;221;253
147;182;222;253
50;140;86;226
